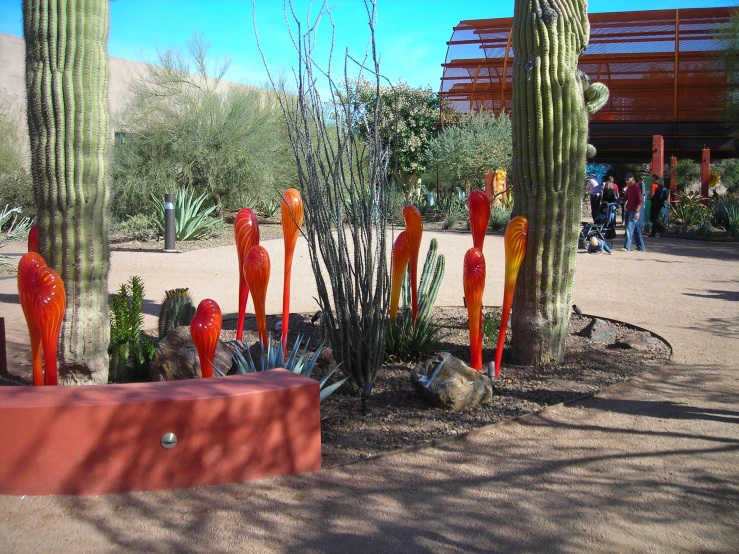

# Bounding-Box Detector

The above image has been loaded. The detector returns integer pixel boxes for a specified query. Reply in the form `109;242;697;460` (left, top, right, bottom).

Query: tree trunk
509;0;607;365
24;0;111;384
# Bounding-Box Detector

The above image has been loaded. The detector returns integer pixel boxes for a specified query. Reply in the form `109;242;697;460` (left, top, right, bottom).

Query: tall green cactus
23;0;111;383
510;0;608;364
158;288;196;339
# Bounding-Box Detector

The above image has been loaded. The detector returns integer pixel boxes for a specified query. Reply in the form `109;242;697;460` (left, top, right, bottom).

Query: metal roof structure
440;7;737;162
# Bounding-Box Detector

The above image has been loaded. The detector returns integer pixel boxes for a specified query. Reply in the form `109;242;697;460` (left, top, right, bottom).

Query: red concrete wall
0;370;321;496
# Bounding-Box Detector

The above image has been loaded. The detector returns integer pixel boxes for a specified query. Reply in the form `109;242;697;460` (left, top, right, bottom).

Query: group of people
585;172;670;254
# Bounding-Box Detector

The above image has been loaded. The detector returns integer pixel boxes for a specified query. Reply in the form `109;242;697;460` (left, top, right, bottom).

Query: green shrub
109;276;156;383
489;205;511;231
438;195;465;230
258;198;280;219
151;188;221;241
670;193;709;233
0;171;35;218
481;309;511;351
115;213;158;241
385;239;445;362
724;204;739;237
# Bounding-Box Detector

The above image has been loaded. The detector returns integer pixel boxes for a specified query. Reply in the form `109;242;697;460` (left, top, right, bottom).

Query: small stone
581;318;617;342
410;352;493;412
316;347;336;370
617;331;655;350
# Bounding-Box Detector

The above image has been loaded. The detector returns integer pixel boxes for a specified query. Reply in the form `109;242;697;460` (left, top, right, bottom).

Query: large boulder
411;352;493;411
149;327;234;381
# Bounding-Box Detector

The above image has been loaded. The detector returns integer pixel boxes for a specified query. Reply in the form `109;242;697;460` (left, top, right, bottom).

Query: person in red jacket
621;173;646;252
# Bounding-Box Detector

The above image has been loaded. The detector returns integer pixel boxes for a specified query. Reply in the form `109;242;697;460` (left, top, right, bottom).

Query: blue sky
0;1;735;90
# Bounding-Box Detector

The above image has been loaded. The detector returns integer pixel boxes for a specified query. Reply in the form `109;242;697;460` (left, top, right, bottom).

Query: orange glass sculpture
463;248;486;371
389;231;410;320
468;190;490;250
495;216;529;377
402;205;423;322
28;224;39;253
234;208;260;342
493;169;508;207
190;299;222;379
281;188;304;354
244;245;271;348
17;252;64;386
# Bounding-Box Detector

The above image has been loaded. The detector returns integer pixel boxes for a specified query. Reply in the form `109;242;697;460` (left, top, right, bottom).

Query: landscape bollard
164;193;176;252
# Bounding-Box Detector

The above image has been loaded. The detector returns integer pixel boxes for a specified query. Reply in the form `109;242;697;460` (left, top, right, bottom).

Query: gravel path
0;234;738;553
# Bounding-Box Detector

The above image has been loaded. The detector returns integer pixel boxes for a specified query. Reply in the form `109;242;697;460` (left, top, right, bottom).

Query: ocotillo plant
234;208;260;341
463;248;486;370
17;252;65;386
244;245;271;348
23;0;112;383
281;188;304;355
389;231;410;320
190;299;222;379
495;216;528;377
402;205;423;322
510;0;608;364
468;190;490;250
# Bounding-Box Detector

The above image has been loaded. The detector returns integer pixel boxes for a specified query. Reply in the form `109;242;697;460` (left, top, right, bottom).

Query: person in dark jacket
649;176;670;237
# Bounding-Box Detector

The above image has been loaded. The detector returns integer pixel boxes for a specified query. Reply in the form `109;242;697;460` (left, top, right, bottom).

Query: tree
24;0;111;383
426;111;512;190
509;0;609;365
341;79;439;197
113;35;295;217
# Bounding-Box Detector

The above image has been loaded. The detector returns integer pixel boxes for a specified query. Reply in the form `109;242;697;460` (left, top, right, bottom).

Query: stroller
579;201;618;250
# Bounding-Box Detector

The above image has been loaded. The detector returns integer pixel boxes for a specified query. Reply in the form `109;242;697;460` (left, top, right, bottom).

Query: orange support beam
651;135;664;177
701;148;711;198
670;156;678;197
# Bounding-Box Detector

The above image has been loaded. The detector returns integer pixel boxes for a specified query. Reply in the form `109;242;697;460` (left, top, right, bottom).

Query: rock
410;352;493;411
581;318;617;342
315;347;337;370
149;327;234;381
617;331;655;351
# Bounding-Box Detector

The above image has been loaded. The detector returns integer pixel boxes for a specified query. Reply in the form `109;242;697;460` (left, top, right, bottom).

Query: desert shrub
671;193;709;232
482;309;512;351
724;204;739;236
151;188;221;241
489;205;512;231
258;197;280;219
675;159;701;193
114;213;158;241
437;195;465;230
0;171;35;218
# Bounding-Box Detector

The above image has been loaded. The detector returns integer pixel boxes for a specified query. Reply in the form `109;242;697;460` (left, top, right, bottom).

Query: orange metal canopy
440;7;737;162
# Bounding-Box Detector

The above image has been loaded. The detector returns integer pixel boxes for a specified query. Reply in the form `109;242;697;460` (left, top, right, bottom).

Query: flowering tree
341;79;439;197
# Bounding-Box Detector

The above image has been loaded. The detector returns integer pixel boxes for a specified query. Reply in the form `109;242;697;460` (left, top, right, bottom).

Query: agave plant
258;198;280;219
151;188;221;241
225;333;348;403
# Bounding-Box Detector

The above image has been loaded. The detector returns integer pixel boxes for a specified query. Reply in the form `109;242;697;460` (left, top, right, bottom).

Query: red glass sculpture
234;208;260;342
468;190;490;250
190;299;222;379
281;188;304;355
495;216;529;377
389;231;410;320
27;224;39;253
402;205;423;322
244;245;271;348
17;252;64;386
463;248;486;371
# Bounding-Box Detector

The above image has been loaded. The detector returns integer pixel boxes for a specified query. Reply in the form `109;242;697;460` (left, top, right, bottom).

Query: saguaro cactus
510;0;608;364
23;0;112;383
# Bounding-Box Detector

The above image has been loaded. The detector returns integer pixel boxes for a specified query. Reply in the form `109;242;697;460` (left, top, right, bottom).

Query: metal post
164;193;176;252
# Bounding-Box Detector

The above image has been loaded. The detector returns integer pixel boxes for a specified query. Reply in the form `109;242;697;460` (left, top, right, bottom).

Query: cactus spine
158;288;196;339
510;0;608;364
23;0;111;383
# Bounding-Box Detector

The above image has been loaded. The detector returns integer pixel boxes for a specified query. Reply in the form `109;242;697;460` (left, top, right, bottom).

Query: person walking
586;173;602;221
648;176;670;237
621;172;646;252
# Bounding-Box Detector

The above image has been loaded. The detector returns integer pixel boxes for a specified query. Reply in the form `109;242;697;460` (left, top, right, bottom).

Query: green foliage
675;159;701;193
112;34;296;218
385;239;446;361
439;195;465;230
0;171;35;219
258;198;280;219
426;111;512;189
229;334;348;403
723;203;739;236
151;188;221;241
670;193;710;232
158;288;196;339
716;158;739;194
489;205;512;231
340;79;440;194
114;213;157;241
715;9;739;132
482;309;512;351
0;205;32;265
109;276;155;383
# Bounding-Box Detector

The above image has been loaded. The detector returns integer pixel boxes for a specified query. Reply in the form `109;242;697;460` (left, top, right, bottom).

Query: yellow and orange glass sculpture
234;208;260;342
190;299;222;379
492;169;508;207
463;248;486;370
281;188;304;354
494;216;529;377
389;231;410;320
27;224;38;253
244;245;271;348
17;252;65;386
402;205;423;322
468;190;490;250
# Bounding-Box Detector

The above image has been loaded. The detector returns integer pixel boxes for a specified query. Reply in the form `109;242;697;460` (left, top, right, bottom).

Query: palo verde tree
509;0;609;365
23;0;112;383
341;78;439;198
